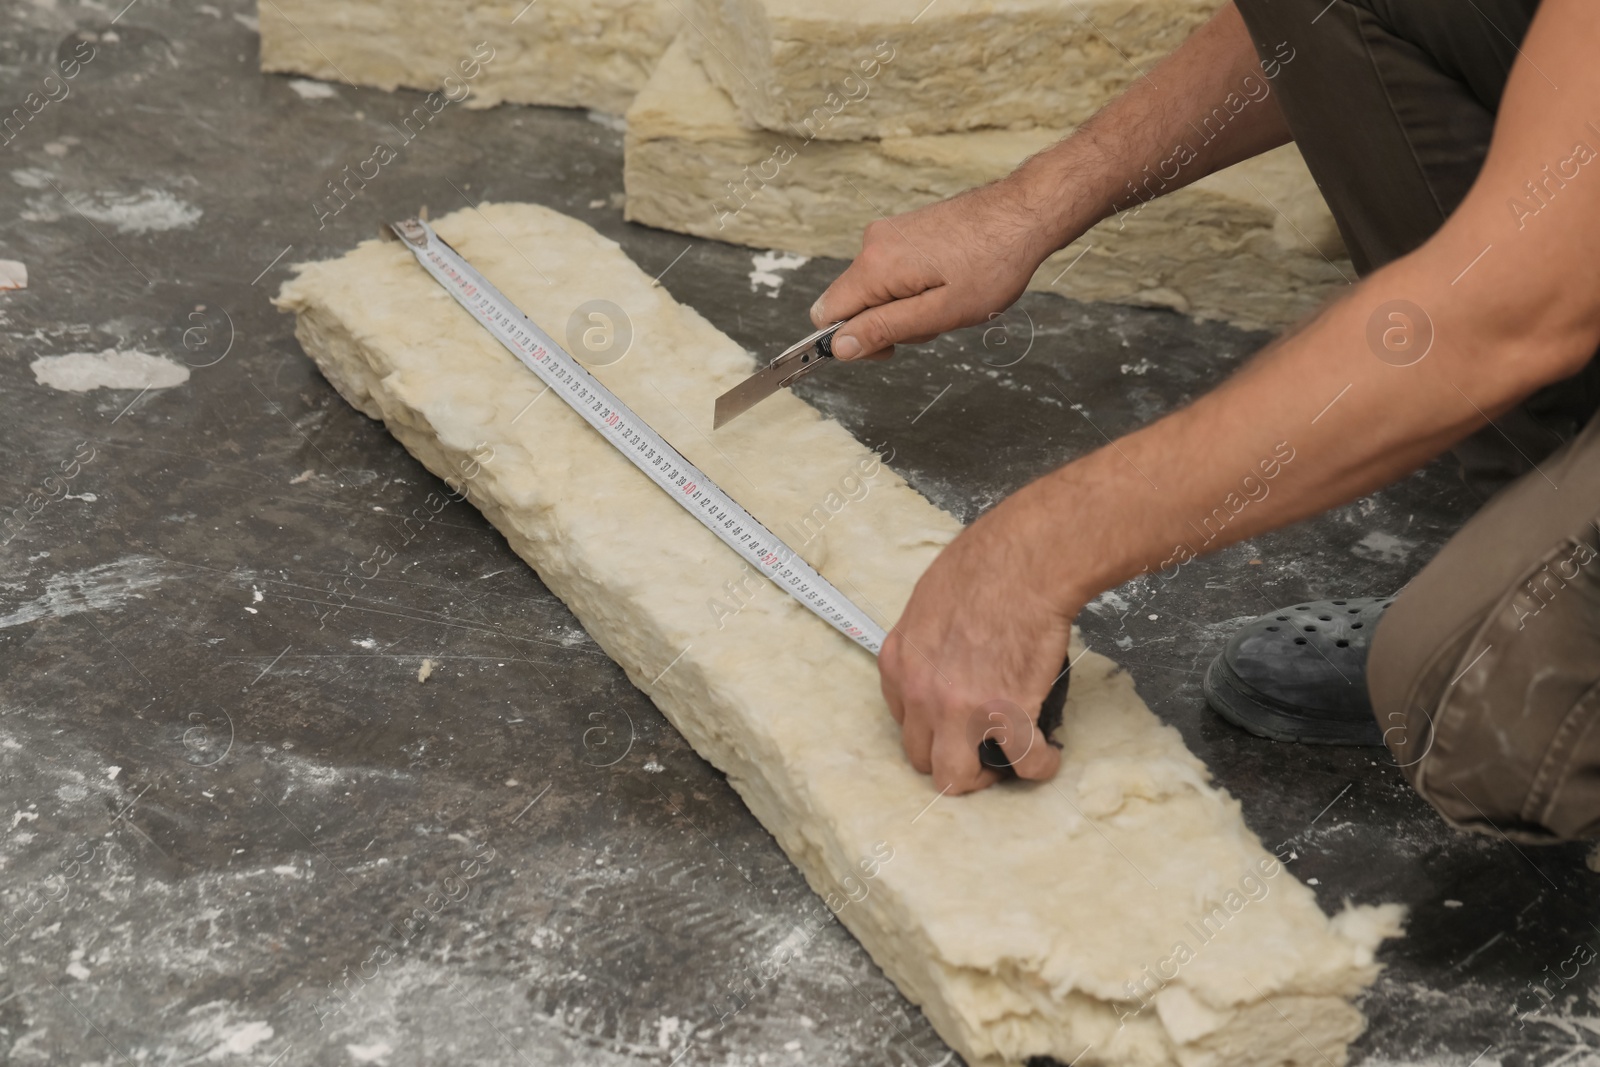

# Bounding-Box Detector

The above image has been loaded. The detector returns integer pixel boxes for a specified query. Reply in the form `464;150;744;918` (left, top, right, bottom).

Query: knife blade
713;322;843;429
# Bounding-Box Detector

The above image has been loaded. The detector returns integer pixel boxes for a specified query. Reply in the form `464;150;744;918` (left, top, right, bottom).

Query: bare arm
812;2;1291;360
879;0;1600;793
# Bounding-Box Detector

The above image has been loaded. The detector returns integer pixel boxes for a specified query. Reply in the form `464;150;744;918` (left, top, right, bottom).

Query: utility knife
713;322;843;429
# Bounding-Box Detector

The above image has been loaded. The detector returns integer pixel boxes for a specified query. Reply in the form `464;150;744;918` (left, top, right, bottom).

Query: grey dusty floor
0;3;1597;1066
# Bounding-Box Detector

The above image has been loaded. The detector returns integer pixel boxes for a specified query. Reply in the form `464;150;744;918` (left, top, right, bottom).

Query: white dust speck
11;811;39;828
1084;589;1131;620
62;492;96;502
106;766;121;780
417;658;435;683
289;469;315;484
205;1020;273;1060
251;586;264;603
656;1016;684;1049
643;759;664;773
1351;530;1414;565
56;783;89;802
11;167;53;189
37;188;203;233
1120;358;1155;376
31;349;190;392
0;556;174;629
354;637;377;649
0;259;26;290
587;198;605;208
233;11;259;31
347;1042;392;1064
66;960;91;980
1146;614;1159;621
1443;899;1464;908
749;250;809;297
585;110;627;132
287;78;337;100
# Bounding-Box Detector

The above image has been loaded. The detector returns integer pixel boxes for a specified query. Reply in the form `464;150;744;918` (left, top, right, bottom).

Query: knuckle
899;680;934;718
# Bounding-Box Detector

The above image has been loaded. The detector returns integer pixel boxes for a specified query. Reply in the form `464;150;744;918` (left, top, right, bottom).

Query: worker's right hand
810;178;1061;362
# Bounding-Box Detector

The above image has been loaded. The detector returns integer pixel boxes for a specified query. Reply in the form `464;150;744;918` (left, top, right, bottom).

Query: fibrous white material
276;203;1400;1067
258;0;680;114
625;39;1350;330
683;0;1220;139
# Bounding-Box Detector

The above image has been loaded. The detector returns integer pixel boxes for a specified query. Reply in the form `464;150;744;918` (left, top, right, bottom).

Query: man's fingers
1007;723;1062;781
931;726;995;795
832;290;952;361
902;714;933;774
968;698;1063;782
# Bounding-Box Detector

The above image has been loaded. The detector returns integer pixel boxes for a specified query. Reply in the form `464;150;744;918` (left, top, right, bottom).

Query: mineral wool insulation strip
258;0;680;114
277;203;1401;1067
625;38;1353;332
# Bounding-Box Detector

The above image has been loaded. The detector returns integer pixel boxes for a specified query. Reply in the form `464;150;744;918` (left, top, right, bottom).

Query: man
812;0;1600;842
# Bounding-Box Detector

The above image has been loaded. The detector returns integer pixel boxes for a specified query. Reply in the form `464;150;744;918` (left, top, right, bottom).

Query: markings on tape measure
390;218;887;656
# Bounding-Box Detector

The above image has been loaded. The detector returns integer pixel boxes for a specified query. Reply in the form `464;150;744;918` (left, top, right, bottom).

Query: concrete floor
1;3;1597;1066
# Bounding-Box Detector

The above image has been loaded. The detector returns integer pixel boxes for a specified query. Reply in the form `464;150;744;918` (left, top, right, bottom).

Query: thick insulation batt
625;39;1351;331
257;0;680;113
683;0;1221;139
275;203;1401;1067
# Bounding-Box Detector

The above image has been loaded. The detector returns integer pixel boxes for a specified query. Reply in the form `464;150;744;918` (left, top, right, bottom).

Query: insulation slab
258;0;680;114
626;40;1350;331
276;203;1400;1067
683;0;1221;139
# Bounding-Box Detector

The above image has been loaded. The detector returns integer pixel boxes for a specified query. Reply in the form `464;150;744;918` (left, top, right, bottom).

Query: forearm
1020;247;1597;614
1005;1;1293;256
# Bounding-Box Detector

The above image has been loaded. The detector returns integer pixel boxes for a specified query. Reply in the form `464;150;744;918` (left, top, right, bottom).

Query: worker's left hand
881;486;1074;793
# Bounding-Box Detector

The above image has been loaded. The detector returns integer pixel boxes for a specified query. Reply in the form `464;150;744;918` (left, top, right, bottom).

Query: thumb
831;290;954;361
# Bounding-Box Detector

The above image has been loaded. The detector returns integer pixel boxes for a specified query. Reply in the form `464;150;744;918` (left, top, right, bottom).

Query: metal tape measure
389;219;887;656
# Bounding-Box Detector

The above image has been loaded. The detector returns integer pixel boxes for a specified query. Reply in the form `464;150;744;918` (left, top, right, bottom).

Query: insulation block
258;0;680;114
683;0;1221;139
625;39;1352;331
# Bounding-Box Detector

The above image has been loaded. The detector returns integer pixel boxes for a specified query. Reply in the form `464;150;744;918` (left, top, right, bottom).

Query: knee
1370;561;1600;843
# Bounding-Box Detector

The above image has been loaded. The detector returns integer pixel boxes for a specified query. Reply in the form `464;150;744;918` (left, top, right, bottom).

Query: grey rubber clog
1203;597;1394;746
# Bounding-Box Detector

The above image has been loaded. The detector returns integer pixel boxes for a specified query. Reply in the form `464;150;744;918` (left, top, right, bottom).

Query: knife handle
977;657;1071;776
776;328;838;388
